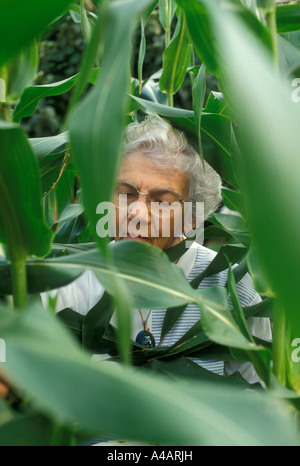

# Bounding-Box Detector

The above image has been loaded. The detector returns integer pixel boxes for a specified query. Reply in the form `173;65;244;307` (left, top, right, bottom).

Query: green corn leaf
177;0;273;75
138;21;147;94
176;0;218;74
203;91;229;115
0;121;52;260
221;187;247;219
0;0;74;67
29;132;69;159
159;0;177;32
159;10;193;95
12;69;99;123
82;291;115;351
160;244;247;342
0;239;265;355
192;64;206;163
0;41;38;102
69;1;154;254
0;121;53;308
201;0;300;391
68;0;157;364
12;76;78;123
0;302;298;446
137;1;159;93
209;213;251;248
276;4;300;33
227;261;271;386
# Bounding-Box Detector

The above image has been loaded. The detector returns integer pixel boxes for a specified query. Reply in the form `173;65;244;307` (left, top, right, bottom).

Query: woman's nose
127;197;149;220
127;198;150;237
136;191;148;204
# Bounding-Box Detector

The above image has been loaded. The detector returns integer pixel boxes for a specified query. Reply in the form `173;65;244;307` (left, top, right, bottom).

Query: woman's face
113;152;189;250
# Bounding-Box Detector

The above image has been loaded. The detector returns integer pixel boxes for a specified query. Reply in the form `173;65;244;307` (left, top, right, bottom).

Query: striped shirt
42;242;271;382
150;243;260;376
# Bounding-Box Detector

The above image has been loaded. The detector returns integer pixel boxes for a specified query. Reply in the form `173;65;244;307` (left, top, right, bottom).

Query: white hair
122;115;222;220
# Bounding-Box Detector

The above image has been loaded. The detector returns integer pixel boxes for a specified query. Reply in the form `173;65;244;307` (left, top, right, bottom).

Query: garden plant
0;0;300;446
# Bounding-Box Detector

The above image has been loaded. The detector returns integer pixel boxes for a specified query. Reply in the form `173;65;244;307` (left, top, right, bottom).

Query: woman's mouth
126;235;151;243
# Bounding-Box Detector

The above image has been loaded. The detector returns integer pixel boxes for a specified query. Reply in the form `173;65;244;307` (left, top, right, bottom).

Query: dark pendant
135;330;155;348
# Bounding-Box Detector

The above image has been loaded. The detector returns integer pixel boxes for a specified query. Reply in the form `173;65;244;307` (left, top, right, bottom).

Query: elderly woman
44;115;271;384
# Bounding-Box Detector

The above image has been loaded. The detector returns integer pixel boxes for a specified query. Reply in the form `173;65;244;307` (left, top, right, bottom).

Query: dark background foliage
22;10;219;138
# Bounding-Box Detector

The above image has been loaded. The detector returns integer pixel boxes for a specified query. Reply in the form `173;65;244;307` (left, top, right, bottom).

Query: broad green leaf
47;242;96;257
0;411;58;447
69;0;154;253
203;91;229;115
57;308;84;343
193;244;248;285
277;34;300;78
160;244;247;341
159;0;177;32
57;204;84;225
55;167;76;219
195;285;263;351
144;356;253;387
247;245;276;298
82;291;114;351
137;1;159;92
69;2;98;25
159;11;193;95
159;320;210;357
13;69;100;123
64;2;110;121
243;297;274;320
80;0;92;43
68;0;156;364
0;240;263;354
12;76;78;123
192;64;206;162
176;0;272;74
0;0;73;67
144;0;160;22
276;4;300;33
138;21;147;93
0;302;298;446
209;213;251;247
205;0;300;390
176;0;218;74
0;121;52;260
42;189;56;229
39;150;70;200
227;262;271;386
221;187;247;219
0;398;13;428
53;213;89;245
0;41;38;101
29;132;69;159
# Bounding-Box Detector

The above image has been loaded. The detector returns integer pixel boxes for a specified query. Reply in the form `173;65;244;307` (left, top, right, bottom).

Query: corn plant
0;0;299;446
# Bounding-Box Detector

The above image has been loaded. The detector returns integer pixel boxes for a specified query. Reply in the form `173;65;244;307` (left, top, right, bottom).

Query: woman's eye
157;197;172;205
118;190;134;196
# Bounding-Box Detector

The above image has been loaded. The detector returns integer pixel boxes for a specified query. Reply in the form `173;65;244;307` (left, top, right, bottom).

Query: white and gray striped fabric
42;242;270;382
151;244;259;376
